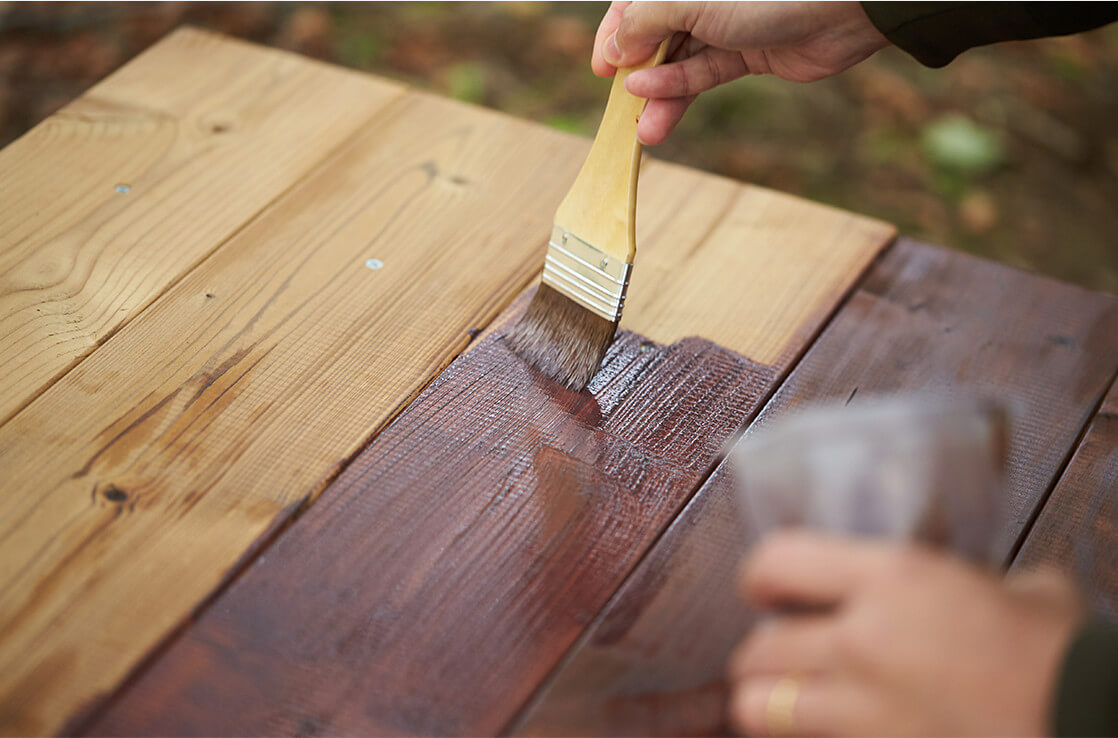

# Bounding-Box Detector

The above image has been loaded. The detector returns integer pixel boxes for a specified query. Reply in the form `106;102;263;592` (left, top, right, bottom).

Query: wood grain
79;174;894;734
1013;381;1118;622
0;88;605;736
514;239;1118;736
0;27;403;426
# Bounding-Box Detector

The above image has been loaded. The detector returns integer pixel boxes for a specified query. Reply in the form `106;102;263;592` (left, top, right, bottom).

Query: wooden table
2;29;1116;737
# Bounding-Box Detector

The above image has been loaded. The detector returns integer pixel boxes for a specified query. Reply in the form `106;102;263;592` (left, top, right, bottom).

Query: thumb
604;1;699;66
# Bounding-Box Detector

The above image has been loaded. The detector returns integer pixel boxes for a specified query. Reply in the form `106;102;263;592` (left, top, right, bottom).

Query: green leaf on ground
921;114;1005;175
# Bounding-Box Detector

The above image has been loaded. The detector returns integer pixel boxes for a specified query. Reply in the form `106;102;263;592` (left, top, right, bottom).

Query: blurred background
2;2;1115;292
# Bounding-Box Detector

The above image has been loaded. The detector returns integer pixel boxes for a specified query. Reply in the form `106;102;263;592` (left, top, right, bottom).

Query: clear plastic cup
730;396;1008;566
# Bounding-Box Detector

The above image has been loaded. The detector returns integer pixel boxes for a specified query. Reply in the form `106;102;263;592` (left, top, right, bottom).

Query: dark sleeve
861;2;1118;67
1052;620;1118;737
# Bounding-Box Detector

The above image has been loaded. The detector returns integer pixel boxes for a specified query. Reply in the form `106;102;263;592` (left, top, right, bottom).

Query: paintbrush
508;40;670;390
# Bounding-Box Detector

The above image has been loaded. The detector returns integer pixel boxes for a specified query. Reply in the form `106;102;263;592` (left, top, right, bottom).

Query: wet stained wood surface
513;239;1118;736
515;467;749;737
2;29;1117;738
1013;381;1118;622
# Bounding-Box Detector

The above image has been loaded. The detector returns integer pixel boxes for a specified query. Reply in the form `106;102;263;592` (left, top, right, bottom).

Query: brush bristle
506;284;619;391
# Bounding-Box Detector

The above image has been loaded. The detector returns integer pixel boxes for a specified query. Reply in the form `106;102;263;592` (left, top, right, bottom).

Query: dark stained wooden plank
751;239;1118;553
513;238;1118;736
518;468;749;737
1013;381;1118;623
83;301;779;736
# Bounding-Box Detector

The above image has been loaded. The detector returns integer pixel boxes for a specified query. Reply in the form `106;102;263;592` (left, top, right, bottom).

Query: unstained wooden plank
623;184;893;367
0;27;403;425
514;239;1118;736
0;88;609;736
82;182;893;734
1013;382;1118;622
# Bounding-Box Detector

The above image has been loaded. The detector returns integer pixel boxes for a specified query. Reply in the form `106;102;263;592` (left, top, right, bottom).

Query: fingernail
604;32;621;64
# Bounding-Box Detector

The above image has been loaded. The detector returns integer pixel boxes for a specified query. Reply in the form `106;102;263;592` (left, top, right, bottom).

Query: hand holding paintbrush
508;39;671;390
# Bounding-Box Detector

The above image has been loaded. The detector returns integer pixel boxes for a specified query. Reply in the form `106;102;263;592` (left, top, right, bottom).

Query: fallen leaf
921;114;1005;175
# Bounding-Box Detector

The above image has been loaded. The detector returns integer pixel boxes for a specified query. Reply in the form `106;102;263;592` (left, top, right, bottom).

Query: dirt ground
2;2;1115;293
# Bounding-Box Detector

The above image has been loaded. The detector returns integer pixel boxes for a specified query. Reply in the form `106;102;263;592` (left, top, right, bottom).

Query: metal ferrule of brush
541;225;632;322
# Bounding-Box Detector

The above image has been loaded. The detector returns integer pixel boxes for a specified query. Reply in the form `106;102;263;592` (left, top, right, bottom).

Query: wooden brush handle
553;39;671;265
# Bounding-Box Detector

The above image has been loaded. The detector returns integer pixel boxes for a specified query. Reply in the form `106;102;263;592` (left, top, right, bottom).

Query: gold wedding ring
766;676;800;736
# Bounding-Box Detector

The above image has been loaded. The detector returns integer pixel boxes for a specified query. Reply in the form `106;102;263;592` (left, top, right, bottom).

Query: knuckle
671;62;692;95
682;1;706;31
703;53;724;88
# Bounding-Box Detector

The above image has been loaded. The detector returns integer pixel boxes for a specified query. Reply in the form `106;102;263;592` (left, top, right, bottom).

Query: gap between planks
0;27;407;429
1009;373;1118;623
498;234;897;735
1006;365;1118;565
